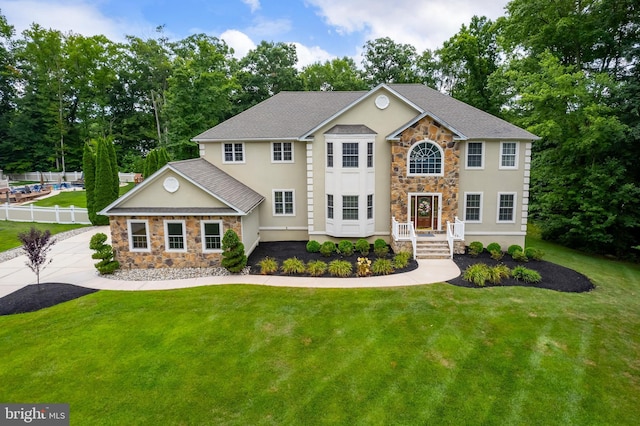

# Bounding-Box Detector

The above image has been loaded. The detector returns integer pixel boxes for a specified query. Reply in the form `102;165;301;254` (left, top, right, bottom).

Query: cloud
220;29;256;59
307;0;508;51
241;0;260;13
291;42;333;69
248;16;292;38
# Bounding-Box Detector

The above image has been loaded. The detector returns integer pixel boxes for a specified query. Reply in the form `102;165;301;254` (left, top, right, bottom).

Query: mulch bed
448;251;595;293
0;283;99;316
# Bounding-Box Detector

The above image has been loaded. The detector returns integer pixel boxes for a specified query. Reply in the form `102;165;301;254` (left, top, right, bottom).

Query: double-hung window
464;193;482;223
273;190;294;215
497;193;516;223
327;194;334;219
165;220;186;251
128;220;150;251
272;142;293;162
500;142;518;169
327;142;333;167
343;195;359;220
466;142;484;169
367;142;374;168
342;143;359;168
201;221;222;252
367;194;373;219
223;143;244;163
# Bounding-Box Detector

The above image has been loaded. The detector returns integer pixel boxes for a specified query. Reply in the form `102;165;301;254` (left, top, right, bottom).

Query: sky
0;0;510;68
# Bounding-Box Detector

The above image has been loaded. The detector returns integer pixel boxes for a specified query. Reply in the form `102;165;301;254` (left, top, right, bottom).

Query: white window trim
497;192;517;223
164;220;187;252
499;141;518;170
127;219;150;252
271;141;294;163
222;142;246;164
466;141;485;170
272;189;295;216
201;220;223;253
407;140;445;177
464;192;483;223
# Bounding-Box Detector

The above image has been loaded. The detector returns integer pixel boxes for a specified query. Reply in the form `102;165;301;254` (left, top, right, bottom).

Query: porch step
415;239;450;260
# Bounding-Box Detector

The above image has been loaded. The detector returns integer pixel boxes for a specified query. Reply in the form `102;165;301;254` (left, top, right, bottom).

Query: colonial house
101;83;537;269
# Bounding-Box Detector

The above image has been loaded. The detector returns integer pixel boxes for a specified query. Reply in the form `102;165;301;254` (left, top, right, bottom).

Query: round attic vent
163;176;180;193
375;94;390;110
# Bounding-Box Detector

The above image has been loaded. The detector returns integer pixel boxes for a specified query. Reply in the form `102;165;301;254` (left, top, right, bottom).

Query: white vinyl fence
7;171;138;183
1;204;90;224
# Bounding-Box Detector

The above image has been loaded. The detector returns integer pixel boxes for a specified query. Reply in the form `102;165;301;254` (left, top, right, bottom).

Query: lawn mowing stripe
561;322;593;425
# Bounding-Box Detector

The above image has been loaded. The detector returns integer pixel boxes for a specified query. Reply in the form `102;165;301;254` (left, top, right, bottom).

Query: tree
300;57;367;91
0;12;16;165
92;138;118;225
82;142;97;224
143;146;170;177
18;227;56;285
221;229;247;273
89;232;120;274
361;37;420;86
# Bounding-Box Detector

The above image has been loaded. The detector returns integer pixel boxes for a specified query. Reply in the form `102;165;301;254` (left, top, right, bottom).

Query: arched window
409;141;442;175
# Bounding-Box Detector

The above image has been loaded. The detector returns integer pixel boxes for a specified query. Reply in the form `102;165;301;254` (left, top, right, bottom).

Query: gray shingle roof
193;84;537;142
170;158;264;214
106;207;237;215
325;124;377;135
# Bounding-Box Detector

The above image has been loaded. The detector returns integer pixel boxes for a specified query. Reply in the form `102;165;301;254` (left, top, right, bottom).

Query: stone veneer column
390;116;460;227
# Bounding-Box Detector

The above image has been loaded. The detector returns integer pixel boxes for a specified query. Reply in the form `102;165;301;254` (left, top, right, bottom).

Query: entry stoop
415;234;450;259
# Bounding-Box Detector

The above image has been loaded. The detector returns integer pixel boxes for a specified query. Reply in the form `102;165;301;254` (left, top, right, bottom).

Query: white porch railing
446;216;465;258
391;216;417;259
1;203;90;224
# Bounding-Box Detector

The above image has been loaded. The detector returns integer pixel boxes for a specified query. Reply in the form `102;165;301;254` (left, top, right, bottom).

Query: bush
221;229;247;273
373;239;389;257
488;264;511;284
507;244;523;256
328;260;353;277
463;263;491;286
258;257;278;275
490;249;504;261
306;240;321;253
524;247;545;260
338;240;355;256
89;232;119;275
393;251;412;269
355;239;370;256
486;242;501;253
512;250;529;262
372;258;394;275
512;266;542;283
282;257;306;275
356;257;372;276
307;260;327;277
320;241;336;257
468;241;484;257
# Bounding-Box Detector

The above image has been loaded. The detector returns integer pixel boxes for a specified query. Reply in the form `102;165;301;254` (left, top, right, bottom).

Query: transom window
342;195;359;220
342;143;359;168
202;221;222;251
464;193;482;222
223;143;244;163
128;220;149;251
165;221;186;251
272;142;293;162
467;142;483;168
500;142;518;168
409;141;442;175
327;194;334;219
274;190;294;215
498;193;516;222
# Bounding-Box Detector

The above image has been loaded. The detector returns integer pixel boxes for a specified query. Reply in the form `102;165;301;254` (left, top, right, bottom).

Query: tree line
0;0;638;256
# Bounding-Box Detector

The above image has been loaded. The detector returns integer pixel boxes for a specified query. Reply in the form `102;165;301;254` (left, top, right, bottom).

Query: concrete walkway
0;227;461;298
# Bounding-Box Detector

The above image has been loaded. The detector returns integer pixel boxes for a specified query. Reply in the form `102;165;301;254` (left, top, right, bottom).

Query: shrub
89;232;119;275
355;238;370;256
463;263;491;286
486;242;501;253
512;250;529;262
468;241;484;257
393;251;412;269
320;241;336;257
373;239;389;257
488;264;511;284
507;244;523;256
338;240;355;256
258;257;278;275
356;257;372;277
490;249;504;261
328;260;353;277
307;260;327;277
282;257;306;275
512;266;542;283
524;247;545;260
221;229;247;273
306;240;321;253
372;258;394;275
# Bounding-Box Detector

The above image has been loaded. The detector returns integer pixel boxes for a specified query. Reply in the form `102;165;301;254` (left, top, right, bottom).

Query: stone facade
390;116;460;226
109;215;242;269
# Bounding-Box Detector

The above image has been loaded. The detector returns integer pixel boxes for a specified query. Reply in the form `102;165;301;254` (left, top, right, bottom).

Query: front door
411;195;439;231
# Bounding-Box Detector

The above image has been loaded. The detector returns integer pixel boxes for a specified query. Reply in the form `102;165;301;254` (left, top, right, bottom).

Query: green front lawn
31;182;135;208
0;236;638;424
0;222;88;251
